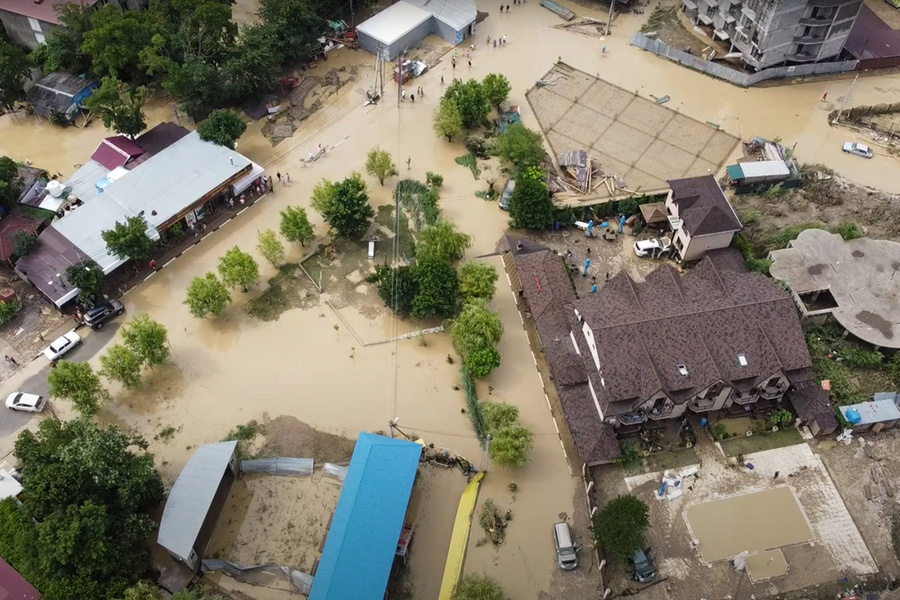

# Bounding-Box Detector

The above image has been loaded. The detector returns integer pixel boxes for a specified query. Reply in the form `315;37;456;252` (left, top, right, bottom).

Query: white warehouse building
356;0;477;60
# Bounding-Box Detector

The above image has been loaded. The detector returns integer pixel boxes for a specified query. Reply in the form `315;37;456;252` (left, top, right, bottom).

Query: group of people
401;87;425;102
4;355;19;367
487;34;508;48
499;0;524;11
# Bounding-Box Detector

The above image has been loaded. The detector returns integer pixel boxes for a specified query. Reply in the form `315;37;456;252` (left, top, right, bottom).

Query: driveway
0;323;121;439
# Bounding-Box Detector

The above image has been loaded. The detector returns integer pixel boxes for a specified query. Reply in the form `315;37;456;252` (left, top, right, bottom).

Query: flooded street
2;0;900;597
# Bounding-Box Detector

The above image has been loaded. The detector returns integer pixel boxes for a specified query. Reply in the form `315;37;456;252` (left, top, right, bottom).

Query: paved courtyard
527;64;739;198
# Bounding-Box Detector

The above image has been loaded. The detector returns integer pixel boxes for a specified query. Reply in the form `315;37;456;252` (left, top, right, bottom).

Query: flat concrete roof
769;229;900;349
356;2;433;46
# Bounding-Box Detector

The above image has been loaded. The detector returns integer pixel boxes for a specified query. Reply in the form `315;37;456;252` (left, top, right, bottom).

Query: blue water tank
846;408;862;424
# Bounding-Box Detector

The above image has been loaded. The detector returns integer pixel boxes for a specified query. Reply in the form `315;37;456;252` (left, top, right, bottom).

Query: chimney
229;157;234;166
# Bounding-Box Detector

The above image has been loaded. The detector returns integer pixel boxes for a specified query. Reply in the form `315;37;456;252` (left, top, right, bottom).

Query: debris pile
552;149;629;200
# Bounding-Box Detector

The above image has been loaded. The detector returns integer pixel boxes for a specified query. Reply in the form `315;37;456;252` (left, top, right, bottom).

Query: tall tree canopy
442;79;490;129
258;0;324;66
0;33;30;110
101;215;155;261
85;77;149;139
82;6;164;79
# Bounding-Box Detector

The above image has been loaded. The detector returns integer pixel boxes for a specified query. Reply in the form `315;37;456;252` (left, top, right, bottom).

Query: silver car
842;142;873;159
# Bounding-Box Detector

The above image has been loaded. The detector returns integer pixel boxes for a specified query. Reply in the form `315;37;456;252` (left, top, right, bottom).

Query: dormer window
737;353;748;367
677;364;689;376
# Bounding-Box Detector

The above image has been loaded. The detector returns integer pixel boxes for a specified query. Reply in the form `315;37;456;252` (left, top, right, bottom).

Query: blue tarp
309;433;421;600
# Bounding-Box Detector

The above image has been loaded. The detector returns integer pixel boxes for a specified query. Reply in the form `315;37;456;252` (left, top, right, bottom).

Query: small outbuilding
638;202;669;228
787;380;838;437
158;441;239;572
26;72;98;122
356;0;477;60
840;393;900;433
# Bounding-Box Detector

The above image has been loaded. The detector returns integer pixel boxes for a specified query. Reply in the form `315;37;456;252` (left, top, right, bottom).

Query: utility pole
834;72;859;124
606;0;615;36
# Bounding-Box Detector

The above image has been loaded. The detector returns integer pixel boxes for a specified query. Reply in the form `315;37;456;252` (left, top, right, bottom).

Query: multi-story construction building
683;0;862;68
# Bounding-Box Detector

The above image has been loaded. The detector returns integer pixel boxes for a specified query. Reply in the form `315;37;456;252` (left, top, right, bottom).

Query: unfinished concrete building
683;0;862;68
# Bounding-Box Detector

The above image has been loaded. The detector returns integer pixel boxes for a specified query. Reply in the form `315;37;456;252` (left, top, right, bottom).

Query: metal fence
202;560;314;594
241;457;315;477
630;33;857;87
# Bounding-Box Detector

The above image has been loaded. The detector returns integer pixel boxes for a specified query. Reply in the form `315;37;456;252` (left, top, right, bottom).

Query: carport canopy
158;440;238;563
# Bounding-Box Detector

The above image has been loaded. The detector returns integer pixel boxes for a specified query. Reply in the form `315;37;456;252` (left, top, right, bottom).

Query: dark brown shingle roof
667;175;742;236
789;380;838;431
574;248;812;405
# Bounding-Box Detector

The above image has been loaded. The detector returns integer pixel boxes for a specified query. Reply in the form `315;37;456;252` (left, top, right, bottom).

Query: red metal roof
90;136;145;170
0;213;43;262
0;557;41;600
0;0;101;25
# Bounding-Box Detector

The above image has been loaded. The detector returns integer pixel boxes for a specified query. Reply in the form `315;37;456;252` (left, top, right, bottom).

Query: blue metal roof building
309;432;422;600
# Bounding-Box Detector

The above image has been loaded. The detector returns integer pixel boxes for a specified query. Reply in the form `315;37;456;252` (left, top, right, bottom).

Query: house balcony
732;391;758;405
798;16;831;26
647;401;675;420
758;383;788;400
793;33;826;44
806;0;844;8
617;411;646;427
785;52;819;62
688;396;716;412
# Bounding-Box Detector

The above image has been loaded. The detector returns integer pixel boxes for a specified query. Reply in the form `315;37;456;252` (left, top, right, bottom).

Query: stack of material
559;150;591;192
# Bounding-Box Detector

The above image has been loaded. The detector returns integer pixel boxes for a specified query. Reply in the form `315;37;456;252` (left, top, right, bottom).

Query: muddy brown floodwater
3;2;900;598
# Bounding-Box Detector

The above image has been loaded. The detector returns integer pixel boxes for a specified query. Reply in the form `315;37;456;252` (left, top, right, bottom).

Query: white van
553;522;578;570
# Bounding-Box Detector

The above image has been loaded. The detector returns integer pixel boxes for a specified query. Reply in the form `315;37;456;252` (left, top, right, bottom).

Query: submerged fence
630;32;857;87
202;560;314;595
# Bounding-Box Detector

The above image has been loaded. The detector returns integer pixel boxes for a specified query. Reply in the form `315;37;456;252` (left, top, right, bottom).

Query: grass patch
622;446;699;475
245;263;304;321
155;425;180;441
375;205;416;260
719;427;803;457
16;206;56;222
455;152;481;180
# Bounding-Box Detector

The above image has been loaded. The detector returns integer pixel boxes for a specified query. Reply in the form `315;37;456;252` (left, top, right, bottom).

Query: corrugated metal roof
356;2;433;45
309;433;421;600
26;72;96;116
404;0;477;30
52;131;251;272
840;398;900;426
158;441;238;562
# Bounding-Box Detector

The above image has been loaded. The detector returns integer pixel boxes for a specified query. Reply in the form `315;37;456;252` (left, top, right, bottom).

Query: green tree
0;34;30;110
481;401;519;430
451;574;508;600
310;179;337;215
433;98;463;142
0;155;21;211
497;124;547;169
592;495;650;561
509;168;553;230
450;299;503;358
84;77;148;139
82;6;162;79
458;261;498;303
36;3;93;75
482;73;512;108
11;418;163;595
368;264;420;317
150;0;236;64
313;173;374;238
185;272;232;318
413;258;459;319
156;55;226;121
465;347;502;378
65;259;104;305
101;215;154;261
490;423;534;467
121;313;169;367
123;581;163;600
99;344;143;389
259;0;324;66
279;206;315;245
257;229;285;267
218;246;259;292
0;299;21;326
443;79;490;129
225;24;279;103
365;147;398;186
417;220;471;263
13;230;38;257
47;361;108;417
197;109;247;149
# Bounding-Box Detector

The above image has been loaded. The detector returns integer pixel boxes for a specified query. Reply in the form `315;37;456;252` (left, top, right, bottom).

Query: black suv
83;300;125;330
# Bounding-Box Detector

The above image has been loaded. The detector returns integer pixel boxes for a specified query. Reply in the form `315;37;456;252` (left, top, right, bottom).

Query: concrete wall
358;17;436;60
682;231;737;261
631;32;858;86
0;11;53;50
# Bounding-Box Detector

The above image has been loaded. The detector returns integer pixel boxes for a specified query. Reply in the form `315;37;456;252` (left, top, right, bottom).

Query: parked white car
5;392;47;413
43;331;82;362
842;142;873;159
633;238;672;258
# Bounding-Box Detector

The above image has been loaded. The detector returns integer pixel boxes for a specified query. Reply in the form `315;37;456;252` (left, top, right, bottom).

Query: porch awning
714;29;730;40
683;0;698;9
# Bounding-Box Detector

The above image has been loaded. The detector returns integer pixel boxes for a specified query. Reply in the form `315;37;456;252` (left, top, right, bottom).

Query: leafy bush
465;347;501;378
830;221;864;241
768;408;793;429
465;135;488;158
13;231;38;257
712;422;728;441
621;440;640;462
490;424;534;467
0;300;21;326
426;171;444;190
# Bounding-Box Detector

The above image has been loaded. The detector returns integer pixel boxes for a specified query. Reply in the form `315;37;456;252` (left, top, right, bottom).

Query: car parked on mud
842;142;873;159
633;238;673;259
552;521;579;570
629;548;658;583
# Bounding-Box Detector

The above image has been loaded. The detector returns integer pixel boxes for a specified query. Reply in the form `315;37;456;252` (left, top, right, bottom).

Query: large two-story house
506;238;814;465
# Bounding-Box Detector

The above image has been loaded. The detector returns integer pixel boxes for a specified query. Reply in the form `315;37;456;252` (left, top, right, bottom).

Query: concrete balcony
617;411;646;426
798;16;832;26
647;402;675;420
785;52;819;62
732;391;758;405
758;382;788;400
688;396;716;412
794;33;827;43
806;0;845;8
